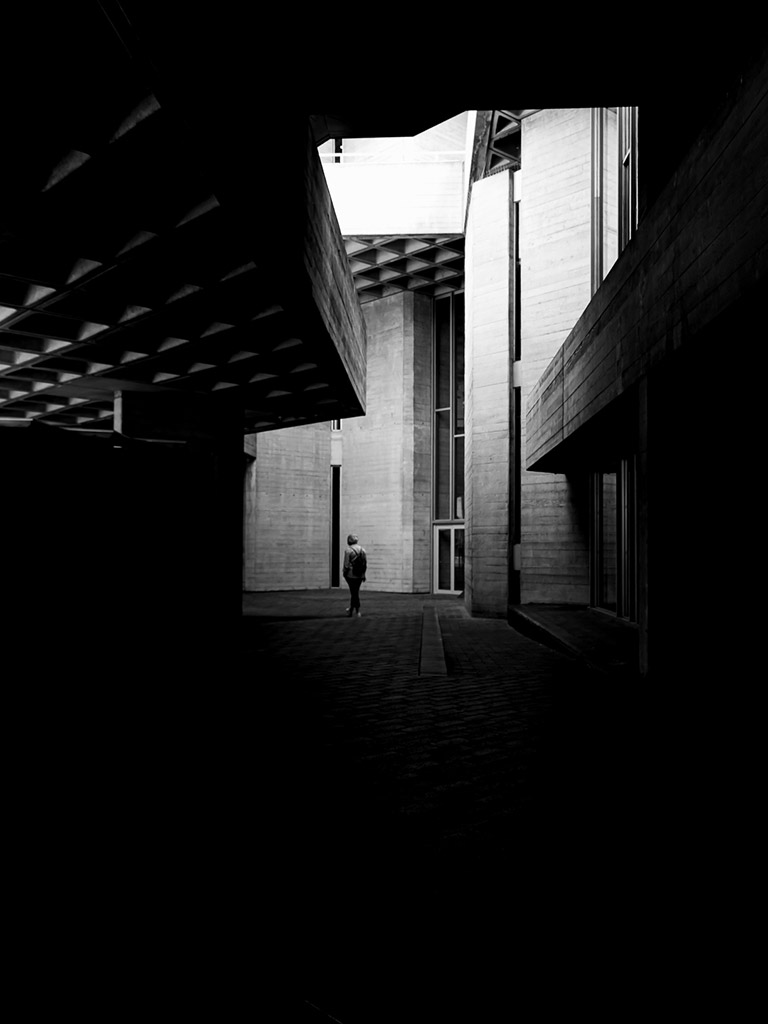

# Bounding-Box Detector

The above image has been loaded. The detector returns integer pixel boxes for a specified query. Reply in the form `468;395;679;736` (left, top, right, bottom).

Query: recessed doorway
434;524;464;594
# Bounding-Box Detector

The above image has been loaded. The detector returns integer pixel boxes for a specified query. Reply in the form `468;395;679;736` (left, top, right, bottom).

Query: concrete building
244;57;767;682
1;12;765;1018
244;107;606;609
2;5;764;688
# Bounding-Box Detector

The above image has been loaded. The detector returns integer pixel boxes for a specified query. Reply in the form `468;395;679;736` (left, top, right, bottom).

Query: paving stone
239;589;656;1017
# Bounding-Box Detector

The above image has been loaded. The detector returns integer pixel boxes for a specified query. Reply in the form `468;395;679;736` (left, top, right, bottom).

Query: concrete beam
526;57;768;470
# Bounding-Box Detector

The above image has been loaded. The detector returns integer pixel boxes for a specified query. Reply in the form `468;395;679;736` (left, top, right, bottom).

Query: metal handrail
319;150;465;165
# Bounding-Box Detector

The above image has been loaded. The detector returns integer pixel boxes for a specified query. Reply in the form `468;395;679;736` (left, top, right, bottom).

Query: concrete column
519;108;592;604
341;292;432;593
113;390;244;662
464;172;514;617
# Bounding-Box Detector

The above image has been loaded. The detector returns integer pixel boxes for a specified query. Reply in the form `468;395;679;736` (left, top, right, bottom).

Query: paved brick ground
8;587;740;1020
240;590;652;1021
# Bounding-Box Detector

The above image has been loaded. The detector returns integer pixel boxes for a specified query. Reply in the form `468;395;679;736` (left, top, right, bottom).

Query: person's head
347;534;358;545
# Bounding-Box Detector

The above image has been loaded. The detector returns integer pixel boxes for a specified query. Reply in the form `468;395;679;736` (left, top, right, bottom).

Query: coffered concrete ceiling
345;236;465;304
332;111;538;307
2;5;450;437
1;3;482;437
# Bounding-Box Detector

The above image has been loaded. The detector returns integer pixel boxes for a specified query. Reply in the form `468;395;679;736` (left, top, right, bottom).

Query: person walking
342;534;367;617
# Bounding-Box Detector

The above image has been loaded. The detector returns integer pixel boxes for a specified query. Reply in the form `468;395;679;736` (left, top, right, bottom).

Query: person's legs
345;577;356;615
349;578;361;615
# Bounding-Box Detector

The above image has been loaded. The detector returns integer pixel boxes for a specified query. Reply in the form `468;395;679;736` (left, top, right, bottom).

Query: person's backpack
353;547;367;577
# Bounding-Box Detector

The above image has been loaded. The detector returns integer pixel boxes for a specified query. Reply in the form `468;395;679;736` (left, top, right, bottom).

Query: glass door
434;525;464;594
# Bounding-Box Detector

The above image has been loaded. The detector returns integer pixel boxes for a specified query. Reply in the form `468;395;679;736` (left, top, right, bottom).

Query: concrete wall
526;65;768;465
519;108;593;603
464;171;513;616
244;116;367;429
321;113;468;236
332;112;468;162
296;121;367;419
243;290;432;595
523;67;768;674
243;422;332;590
323;162;465;235
342;291;432;592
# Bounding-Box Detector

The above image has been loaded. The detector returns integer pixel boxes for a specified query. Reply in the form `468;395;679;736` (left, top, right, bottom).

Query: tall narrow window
590;458;637;620
619;456;637;621
591;107;605;293
514;203;521;361
604;108;619;270
619;106;638;251
330;465;341;587
599;471;618;612
433;292;465;594
453;292;465;520
434;296;452;520
433;292;464;522
591;107;621;293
